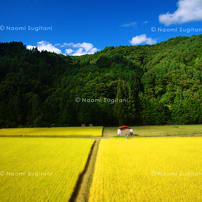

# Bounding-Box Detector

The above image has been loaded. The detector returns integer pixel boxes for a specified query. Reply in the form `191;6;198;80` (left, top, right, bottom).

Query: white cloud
65;49;74;54
159;0;202;26
121;21;137;27
27;41;99;56
129;34;157;45
143;21;148;24
26;41;62;54
72;48;84;56
61;43;71;47
26;45;35;50
79;42;93;52
64;42;99;56
88;47;98;54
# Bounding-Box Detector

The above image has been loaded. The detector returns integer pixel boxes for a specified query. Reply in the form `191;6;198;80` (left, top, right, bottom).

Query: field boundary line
0;136;111;139
0;135;104;138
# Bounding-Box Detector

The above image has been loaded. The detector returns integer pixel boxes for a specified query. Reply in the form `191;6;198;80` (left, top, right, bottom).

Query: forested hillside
0;34;202;128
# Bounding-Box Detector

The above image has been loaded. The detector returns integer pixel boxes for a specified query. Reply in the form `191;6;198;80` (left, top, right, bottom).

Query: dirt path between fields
69;140;100;202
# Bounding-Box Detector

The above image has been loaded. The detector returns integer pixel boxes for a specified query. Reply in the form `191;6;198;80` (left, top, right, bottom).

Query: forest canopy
0;34;202;128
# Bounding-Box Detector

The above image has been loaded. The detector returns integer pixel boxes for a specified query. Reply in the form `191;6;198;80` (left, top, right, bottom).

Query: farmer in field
130;129;133;136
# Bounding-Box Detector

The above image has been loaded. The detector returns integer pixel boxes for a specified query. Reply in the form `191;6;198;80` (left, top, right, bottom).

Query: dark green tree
114;80;125;125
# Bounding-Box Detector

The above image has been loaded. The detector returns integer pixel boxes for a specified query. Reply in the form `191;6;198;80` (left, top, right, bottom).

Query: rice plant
89;137;202;202
0;126;103;137
0;138;95;201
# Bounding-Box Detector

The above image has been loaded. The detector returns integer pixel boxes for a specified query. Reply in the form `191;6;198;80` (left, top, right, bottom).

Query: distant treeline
0;35;202;128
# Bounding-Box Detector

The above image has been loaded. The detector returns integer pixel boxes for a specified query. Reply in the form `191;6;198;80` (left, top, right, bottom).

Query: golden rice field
0;138;95;201
0;126;103;137
89;137;202;202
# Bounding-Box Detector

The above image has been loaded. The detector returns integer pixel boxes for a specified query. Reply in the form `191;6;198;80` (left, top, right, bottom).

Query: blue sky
1;0;202;56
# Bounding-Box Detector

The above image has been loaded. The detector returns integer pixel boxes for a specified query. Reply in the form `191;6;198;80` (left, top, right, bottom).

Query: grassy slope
103;125;202;137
